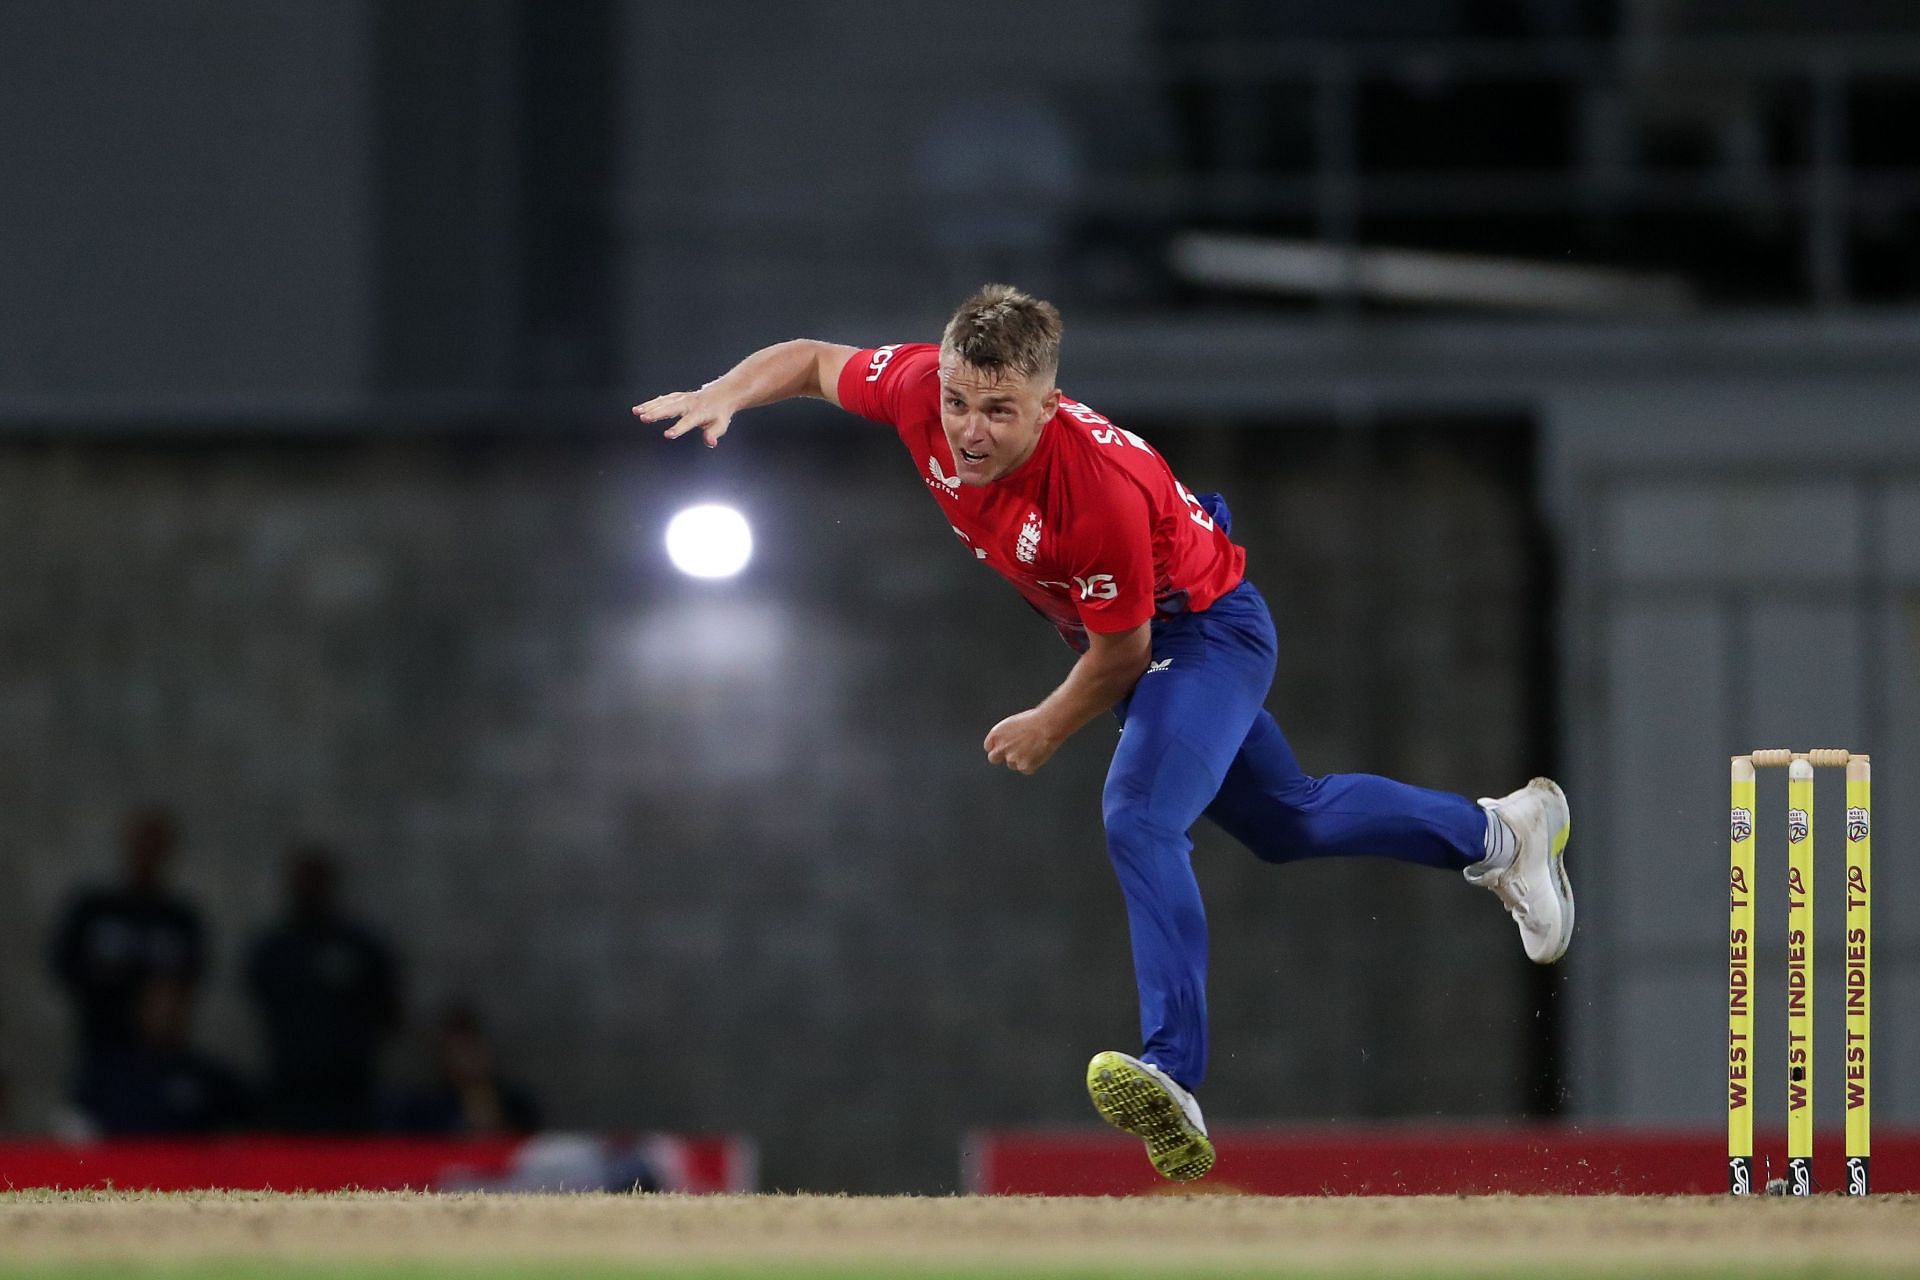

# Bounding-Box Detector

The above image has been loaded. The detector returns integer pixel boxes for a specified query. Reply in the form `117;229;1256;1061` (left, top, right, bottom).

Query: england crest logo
1015;511;1042;564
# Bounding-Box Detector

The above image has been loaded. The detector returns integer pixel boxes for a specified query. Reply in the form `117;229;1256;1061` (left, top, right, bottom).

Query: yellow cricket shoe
1086;1050;1215;1182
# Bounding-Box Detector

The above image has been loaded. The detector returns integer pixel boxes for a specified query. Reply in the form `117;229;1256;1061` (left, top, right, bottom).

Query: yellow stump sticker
1845;757;1871;1195
1785;757;1814;1195
1728;757;1756;1195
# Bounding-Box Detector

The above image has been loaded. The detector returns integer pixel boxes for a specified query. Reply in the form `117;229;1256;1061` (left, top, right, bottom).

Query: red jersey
837;343;1247;648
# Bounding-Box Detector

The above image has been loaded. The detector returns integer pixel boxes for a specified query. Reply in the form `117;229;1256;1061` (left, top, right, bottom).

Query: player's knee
1207;782;1333;864
1272;771;1322;808
1102;780;1147;841
1102;750;1143;806
1219;809;1309;864
1102;777;1168;856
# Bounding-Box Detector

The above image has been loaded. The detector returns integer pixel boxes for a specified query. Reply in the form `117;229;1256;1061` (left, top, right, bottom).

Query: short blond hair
940;284;1062;383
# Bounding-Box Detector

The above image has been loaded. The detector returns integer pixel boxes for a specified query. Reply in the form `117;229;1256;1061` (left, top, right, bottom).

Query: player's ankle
1477;801;1518;873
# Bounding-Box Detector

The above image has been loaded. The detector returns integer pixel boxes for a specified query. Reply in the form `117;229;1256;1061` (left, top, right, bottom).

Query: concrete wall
0;2;375;411
0;417;1537;1189
1545;385;1920;1136
0;0;534;416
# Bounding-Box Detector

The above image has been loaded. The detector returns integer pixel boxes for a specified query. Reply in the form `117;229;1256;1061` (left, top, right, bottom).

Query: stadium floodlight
1169;231;1694;315
665;503;753;579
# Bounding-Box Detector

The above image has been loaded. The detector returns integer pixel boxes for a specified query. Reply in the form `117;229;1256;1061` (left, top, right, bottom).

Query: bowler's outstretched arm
633;340;857;446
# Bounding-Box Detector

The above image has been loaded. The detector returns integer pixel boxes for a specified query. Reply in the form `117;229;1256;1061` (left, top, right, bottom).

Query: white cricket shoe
1466;777;1575;964
1085;1051;1214;1181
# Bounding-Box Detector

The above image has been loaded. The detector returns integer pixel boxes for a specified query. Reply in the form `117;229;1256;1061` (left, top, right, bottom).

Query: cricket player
636;285;1574;1181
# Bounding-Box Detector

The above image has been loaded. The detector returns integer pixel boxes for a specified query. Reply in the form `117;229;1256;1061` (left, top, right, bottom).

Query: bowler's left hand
985;709;1061;776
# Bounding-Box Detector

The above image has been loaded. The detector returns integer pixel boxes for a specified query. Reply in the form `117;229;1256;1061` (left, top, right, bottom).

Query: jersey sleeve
1061;477;1156;634
835;342;939;427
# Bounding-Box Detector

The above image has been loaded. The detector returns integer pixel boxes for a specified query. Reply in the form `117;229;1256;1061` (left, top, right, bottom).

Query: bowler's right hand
633;387;735;448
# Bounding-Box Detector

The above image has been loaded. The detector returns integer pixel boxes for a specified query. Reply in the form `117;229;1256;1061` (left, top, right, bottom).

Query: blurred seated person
245;845;403;1132
390;1005;541;1136
50;808;206;1057
74;975;252;1135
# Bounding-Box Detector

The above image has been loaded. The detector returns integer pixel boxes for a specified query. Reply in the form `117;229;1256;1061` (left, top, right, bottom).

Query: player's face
938;356;1060;485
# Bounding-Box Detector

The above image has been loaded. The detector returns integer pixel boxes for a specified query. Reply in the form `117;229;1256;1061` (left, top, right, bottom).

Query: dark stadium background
1;0;1914;1193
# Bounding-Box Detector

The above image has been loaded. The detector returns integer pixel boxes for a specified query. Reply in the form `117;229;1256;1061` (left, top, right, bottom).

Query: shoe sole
1534;777;1576;963
1085;1051;1215;1182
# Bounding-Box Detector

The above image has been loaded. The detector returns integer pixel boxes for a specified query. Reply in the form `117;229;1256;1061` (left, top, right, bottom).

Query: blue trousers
1105;575;1485;1089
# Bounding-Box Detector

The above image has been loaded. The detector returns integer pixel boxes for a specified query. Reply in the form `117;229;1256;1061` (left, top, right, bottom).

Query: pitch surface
3;1191;1918;1277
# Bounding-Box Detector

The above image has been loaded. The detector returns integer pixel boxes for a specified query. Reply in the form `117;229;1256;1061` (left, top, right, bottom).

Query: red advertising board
966;1126;1920;1196
0;1134;755;1194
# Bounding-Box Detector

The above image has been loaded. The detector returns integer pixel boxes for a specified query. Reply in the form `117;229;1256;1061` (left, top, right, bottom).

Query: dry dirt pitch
3;1191;1920;1279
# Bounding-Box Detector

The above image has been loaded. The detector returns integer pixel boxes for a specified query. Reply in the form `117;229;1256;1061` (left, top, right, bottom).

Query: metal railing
630;38;1920;313
1121;38;1920;309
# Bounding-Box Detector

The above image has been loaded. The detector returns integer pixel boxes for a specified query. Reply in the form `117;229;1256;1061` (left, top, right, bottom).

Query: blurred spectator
245;845;402;1132
73;976;252;1135
49;808;206;1057
390;1005;541;1136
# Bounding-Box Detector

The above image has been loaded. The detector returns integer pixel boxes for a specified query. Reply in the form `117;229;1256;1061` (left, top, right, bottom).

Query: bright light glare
665;504;753;579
